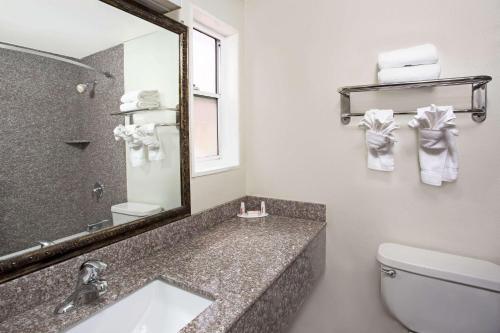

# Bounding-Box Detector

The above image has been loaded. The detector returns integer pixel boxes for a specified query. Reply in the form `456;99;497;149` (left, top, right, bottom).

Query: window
193;28;221;160
191;10;240;176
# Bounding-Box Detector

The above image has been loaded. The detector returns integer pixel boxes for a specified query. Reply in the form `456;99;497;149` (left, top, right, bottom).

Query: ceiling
0;0;164;59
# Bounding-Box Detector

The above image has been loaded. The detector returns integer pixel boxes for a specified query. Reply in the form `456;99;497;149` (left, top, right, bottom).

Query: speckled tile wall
0;45;126;256
77;44;126;225
0;48;85;255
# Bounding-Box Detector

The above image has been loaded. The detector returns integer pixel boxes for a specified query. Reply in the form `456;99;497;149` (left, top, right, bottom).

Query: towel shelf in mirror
110;107;179;116
338;75;492;124
156;122;180;127
111;106;181;129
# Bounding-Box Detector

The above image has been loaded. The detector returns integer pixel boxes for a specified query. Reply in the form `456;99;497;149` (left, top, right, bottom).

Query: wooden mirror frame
0;0;191;283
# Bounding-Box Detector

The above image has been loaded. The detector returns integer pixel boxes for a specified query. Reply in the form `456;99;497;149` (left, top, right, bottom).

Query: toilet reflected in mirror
111;202;163;226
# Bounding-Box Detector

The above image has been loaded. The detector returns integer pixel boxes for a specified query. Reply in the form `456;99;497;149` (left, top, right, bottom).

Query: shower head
76;83;88;93
76;80;98;97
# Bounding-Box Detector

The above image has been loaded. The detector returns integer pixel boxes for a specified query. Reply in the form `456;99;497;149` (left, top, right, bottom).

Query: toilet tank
111;202;163;226
377;243;500;333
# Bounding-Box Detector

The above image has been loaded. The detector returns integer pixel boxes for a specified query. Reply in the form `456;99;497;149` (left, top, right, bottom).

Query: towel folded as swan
408;105;458;186
358;110;398;172
113;123;164;166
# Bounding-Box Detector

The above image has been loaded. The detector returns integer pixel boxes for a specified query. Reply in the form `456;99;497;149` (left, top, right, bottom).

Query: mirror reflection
0;0;182;260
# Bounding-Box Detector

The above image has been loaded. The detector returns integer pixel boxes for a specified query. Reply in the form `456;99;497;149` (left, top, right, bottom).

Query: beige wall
243;0;500;332
170;0;246;213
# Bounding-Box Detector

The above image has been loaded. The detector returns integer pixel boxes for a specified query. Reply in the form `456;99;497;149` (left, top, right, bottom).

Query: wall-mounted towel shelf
156;122;180;127
111;107;181;128
338;75;492;124
110;107;179;116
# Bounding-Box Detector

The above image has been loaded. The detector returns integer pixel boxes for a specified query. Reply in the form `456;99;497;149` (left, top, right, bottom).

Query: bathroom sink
65;279;213;333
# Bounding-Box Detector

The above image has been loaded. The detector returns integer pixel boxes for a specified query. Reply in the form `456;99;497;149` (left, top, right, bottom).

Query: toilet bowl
377;243;500;333
111;202;163;226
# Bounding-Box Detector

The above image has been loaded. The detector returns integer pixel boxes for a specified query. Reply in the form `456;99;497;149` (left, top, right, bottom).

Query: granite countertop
1;215;325;333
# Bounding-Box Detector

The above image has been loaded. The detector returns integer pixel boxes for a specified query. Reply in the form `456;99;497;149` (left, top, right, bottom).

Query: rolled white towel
378;44;438;69
120;90;159;103
378;63;441;83
120;101;160;112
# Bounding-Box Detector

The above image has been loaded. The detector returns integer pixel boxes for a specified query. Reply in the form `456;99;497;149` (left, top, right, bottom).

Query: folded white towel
120;101;160;112
378;44;438;69
358;110;398;172
409;105;458;186
378;63;441;83
120;90;159;103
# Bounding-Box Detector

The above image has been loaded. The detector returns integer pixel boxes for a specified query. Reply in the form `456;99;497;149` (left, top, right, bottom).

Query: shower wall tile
0;48;85;255
79;45;127;225
0;45;126;256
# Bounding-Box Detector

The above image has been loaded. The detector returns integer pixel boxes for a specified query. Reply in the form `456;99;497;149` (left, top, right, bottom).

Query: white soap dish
237;210;269;219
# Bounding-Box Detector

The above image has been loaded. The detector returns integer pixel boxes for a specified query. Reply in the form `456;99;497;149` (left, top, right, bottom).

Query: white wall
124;30;181;210
169;0;246;213
243;0;500;332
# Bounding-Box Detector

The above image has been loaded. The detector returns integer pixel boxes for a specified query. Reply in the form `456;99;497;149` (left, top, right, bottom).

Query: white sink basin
66;279;213;333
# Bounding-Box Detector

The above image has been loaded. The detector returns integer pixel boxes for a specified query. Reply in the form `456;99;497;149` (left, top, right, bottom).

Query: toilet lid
378;243;500;292
111;202;163;217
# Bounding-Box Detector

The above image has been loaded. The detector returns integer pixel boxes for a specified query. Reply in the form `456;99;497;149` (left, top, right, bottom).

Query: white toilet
111;202;163;226
377;243;500;333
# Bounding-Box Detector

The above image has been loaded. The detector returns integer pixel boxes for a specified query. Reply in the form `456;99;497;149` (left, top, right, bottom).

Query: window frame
190;9;240;178
192;27;222;162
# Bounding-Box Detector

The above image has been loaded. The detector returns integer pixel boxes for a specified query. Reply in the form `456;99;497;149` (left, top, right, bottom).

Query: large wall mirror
0;0;190;282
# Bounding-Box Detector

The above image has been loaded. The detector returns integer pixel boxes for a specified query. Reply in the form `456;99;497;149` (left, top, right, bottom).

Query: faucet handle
94;280;108;296
80;260;107;283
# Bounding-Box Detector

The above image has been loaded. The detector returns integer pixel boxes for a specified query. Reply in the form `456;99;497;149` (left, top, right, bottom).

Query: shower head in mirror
76;80;98;97
76;83;88;93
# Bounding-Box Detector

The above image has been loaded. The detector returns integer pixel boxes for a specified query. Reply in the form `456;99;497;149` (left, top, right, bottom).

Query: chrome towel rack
110;107;180;128
338;75;492;124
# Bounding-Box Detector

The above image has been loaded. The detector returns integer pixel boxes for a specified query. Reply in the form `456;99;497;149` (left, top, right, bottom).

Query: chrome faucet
55;260;108;314
92;182;105;202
